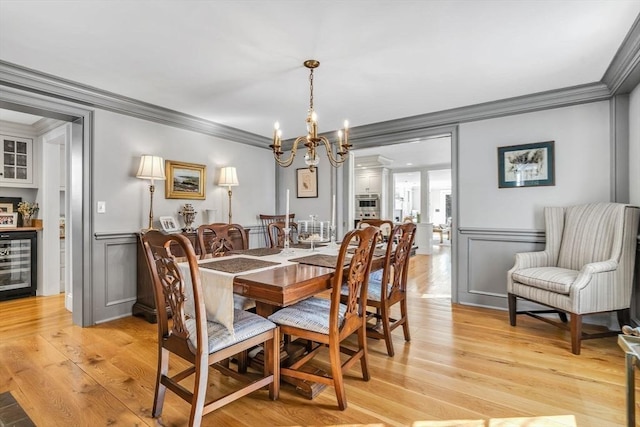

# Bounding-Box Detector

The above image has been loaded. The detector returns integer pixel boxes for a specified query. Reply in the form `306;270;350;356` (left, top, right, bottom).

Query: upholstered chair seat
268;297;347;334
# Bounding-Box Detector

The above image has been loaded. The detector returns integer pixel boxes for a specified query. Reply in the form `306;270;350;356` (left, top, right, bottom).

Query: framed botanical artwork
497;141;555;188
0;212;18;228
159;216;181;233
165;160;206;200
297;167;318;198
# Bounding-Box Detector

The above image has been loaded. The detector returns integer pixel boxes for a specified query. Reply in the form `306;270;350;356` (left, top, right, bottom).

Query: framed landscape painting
498;141;555;188
165;160;206;200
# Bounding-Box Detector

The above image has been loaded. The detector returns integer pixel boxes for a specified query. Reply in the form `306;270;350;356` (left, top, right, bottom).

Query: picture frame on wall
497;141;555;188
165;160;206;200
296;167;318;198
0;212;18;228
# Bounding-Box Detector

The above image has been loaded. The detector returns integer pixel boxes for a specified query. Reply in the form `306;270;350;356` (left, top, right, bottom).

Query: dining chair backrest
259;213;295;246
196;223;248;259
267;221;298;248
357;219;394;242
381;222;417;301
334;226;380;331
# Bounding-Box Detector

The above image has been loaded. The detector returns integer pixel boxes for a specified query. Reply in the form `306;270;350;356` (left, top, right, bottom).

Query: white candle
331;194;336;228
320;221;324;240
285;189;290;229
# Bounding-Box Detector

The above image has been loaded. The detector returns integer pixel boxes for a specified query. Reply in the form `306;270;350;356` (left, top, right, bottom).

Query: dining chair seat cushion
186;309;276;354
267;297;347;335
369;269;383;283
234;295;256;311
511;267;578;295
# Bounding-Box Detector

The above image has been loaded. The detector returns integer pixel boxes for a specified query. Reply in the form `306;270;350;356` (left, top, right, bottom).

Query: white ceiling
0;1;638;141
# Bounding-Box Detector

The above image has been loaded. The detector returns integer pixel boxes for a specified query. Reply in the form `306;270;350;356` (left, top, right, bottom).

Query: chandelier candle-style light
270;60;351;171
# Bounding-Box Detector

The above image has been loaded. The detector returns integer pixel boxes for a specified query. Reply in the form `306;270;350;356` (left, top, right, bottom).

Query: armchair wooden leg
570;313;582;355
508;293;517;326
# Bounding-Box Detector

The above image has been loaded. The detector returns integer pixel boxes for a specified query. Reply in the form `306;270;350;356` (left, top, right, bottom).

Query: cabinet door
0;135;33;186
355;174;370;194
368;173;382;194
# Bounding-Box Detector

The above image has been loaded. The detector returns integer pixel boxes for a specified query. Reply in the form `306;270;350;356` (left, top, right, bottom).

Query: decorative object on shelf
0;212;18;228
296;167;318;198
179;204;197;232
165;160;206;200
136;155;166;231
159;216;180;233
17;201;38;227
218;166;239;224
498;141;555;188
270;59;351;171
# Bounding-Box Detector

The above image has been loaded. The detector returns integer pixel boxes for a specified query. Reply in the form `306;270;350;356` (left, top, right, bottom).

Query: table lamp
218;166;239;223
136;155;166;231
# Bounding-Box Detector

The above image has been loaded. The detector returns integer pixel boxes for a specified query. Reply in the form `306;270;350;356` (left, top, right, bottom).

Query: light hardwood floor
0;246;631;426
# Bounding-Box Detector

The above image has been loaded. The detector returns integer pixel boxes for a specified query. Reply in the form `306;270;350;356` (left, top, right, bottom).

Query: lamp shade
136;155;166;181
218;166;239;187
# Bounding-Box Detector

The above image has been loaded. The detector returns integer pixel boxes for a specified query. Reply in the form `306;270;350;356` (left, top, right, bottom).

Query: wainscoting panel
457;228;545;309
92;232;138;323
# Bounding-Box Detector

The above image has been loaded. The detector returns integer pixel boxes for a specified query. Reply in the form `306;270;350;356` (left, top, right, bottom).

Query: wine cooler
0;230;37;300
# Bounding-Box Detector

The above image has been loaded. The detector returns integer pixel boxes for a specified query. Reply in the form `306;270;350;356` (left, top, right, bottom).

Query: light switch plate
97;201;106;213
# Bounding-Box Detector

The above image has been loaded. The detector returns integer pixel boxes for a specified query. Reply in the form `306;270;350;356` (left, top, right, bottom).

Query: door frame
0;87;94;326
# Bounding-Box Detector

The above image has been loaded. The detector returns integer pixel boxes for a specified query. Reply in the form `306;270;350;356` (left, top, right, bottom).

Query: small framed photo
296;167;318;198
165;160;206;200
0;212;18;228
498;141;555;188
159;216;181;233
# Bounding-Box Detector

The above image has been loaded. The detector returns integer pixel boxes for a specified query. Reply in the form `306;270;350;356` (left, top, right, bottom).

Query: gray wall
91;109;277;322
456;101;612;308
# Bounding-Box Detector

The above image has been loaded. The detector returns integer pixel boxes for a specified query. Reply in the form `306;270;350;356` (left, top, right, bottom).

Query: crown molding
0;60;614;151
602;13;640;94
348;82;611;147
0;60;270;149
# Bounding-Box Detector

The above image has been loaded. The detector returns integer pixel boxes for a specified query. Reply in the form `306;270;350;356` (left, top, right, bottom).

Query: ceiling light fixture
270;60;351;171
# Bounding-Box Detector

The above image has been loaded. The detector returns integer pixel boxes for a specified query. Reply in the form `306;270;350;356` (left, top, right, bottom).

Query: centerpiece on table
18;201;39;227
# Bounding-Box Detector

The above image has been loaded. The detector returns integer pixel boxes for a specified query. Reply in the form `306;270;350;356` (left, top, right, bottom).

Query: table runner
200;257;280;273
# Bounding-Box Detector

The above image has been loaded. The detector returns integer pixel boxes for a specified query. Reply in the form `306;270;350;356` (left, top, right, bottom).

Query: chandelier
270;60;351;171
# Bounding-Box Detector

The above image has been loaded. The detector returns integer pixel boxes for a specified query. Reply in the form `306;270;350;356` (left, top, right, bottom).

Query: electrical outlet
97;201;106;213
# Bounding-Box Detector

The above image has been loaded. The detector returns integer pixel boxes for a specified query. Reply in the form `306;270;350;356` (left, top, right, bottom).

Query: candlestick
285;189;290;230
331;194;336;228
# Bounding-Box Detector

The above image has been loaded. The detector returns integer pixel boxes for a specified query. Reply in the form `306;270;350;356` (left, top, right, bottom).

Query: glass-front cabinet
0;230;37;300
0;134;34;186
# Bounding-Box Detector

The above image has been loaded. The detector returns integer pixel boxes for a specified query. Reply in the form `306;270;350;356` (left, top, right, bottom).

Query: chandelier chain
309;68;314;111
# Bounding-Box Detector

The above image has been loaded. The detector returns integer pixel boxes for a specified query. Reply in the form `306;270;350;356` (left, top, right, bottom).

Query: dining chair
347;222;416;356
259;213;295;247
140;230;280;427
508;202;640;354
196;223;248;259
267;221;298;248
267;226;380;410
196;222;255;325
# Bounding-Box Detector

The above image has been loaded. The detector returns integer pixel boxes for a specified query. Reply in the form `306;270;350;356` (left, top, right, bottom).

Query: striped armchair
507;203;640;355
